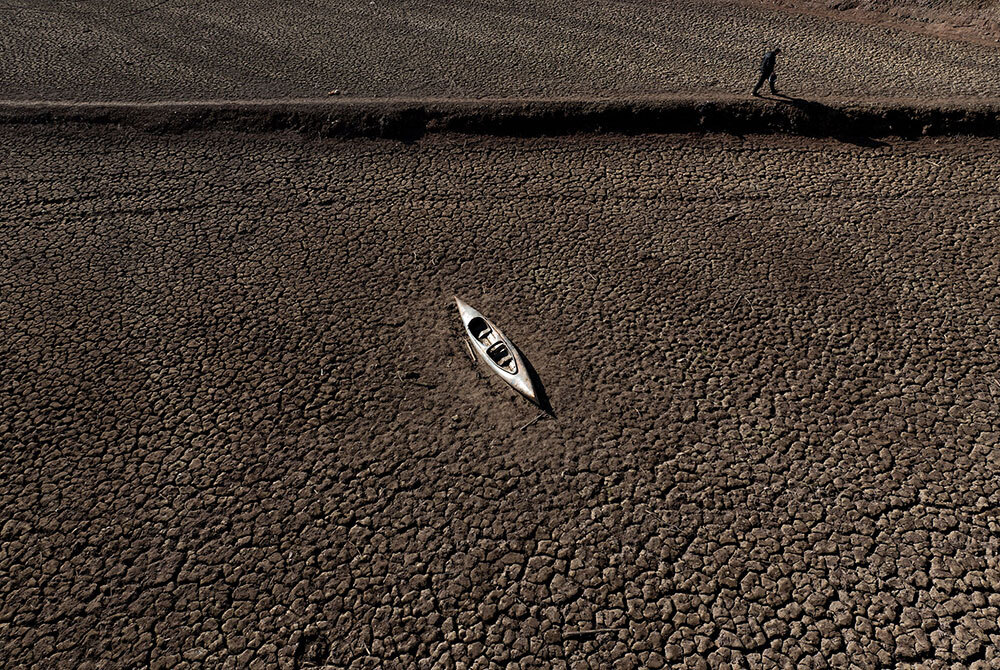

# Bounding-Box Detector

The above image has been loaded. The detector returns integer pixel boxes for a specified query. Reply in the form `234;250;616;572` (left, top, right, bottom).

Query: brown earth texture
4;0;1000;667
755;0;1000;46
3;125;1000;669
2;0;999;101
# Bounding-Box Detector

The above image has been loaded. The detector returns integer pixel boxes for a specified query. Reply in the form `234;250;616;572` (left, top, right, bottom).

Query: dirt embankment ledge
1;96;999;139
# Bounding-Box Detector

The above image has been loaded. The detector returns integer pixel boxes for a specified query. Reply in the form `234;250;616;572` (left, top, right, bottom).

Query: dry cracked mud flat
3;0;1000;102
2;125;1000;669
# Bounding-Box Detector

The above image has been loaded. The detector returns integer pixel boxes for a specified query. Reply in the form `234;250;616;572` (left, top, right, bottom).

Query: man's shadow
761;92;889;148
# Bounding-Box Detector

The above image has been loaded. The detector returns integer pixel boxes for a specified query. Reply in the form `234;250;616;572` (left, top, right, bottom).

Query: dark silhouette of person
752;47;781;96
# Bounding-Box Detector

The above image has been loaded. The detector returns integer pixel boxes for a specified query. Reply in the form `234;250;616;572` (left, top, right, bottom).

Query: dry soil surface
3;125;1000;669
2;0;999;102
757;0;1000;47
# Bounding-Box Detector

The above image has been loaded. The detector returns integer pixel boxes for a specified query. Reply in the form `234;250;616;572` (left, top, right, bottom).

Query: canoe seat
468;317;492;342
486;342;516;373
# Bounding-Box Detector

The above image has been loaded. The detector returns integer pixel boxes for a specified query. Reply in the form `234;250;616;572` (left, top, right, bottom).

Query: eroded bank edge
1;98;998;139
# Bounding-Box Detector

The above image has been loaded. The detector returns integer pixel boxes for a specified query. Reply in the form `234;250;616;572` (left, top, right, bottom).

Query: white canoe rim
454;296;540;405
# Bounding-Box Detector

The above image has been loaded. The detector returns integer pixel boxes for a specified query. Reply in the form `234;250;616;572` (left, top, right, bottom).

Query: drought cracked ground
2;0;1000;102
2;126;1000;668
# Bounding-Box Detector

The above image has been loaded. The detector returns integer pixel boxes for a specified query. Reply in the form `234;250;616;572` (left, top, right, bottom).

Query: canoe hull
455;297;539;405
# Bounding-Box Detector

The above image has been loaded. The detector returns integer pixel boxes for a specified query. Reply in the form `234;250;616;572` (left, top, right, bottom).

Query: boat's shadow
516;345;555;417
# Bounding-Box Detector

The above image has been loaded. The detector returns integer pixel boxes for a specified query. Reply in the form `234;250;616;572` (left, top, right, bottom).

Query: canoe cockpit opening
486;342;517;373
468;317;492;343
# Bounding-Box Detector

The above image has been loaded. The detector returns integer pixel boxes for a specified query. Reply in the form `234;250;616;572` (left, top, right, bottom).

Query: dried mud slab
2;127;1000;669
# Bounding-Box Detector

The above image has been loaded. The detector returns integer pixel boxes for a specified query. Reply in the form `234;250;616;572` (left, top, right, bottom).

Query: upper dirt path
2;0;998;102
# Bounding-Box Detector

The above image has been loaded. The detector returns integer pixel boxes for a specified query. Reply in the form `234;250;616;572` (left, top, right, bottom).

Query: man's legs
752;71;768;95
769;72;778;94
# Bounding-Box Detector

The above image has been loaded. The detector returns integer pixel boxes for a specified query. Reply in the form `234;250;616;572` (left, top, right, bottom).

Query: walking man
752;47;781;96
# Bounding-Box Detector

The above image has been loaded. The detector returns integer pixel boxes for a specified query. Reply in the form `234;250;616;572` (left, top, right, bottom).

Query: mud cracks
2;128;1000;668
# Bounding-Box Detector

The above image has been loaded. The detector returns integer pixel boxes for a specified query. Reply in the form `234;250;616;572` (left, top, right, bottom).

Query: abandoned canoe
454;297;539;405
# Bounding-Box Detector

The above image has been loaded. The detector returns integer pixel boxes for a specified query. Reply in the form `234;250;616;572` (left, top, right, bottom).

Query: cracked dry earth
2;126;1000;670
3;0;1000;101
